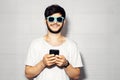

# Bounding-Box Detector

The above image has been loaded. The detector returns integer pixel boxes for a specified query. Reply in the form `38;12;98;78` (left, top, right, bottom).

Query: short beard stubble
46;22;64;34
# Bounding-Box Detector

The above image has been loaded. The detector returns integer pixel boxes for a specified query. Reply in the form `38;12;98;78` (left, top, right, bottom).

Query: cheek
46;21;52;26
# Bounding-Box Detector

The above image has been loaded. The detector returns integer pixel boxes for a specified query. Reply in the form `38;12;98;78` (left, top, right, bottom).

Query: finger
56;58;63;64
57;55;65;59
55;61;63;67
47;54;55;58
46;59;56;66
55;55;62;59
48;57;56;61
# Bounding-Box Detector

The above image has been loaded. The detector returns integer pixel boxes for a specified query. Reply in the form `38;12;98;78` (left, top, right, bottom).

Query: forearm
25;60;46;79
64;65;80;80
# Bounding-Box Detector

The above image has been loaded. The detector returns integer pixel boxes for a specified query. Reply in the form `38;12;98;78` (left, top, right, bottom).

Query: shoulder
30;37;44;46
66;38;78;47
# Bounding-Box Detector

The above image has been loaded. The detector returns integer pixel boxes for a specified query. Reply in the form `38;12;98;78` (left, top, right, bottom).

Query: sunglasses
47;16;64;23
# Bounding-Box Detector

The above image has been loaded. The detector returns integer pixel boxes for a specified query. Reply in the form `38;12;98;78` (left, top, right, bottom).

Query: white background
0;0;120;80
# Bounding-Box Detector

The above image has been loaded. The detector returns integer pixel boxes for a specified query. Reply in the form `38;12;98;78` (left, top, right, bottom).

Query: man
25;4;83;80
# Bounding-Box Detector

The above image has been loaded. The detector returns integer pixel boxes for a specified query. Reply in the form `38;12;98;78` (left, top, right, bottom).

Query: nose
54;19;57;23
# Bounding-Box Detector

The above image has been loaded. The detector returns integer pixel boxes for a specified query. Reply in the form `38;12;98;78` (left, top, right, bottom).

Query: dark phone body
49;49;59;55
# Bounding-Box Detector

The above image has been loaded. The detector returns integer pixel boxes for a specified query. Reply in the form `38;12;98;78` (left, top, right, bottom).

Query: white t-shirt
25;37;83;80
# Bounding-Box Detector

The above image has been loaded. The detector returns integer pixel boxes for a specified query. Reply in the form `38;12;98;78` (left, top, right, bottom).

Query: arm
55;55;80;80
25;60;46;79
25;54;56;79
64;64;80;80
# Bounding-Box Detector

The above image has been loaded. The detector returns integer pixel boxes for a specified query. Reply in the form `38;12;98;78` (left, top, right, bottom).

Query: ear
44;19;47;23
63;19;66;25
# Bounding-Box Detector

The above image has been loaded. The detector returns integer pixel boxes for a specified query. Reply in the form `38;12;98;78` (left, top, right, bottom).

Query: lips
50;24;60;28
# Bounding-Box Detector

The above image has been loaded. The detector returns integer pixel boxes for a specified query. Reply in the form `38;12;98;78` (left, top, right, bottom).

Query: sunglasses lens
47;17;64;22
48;17;54;22
57;17;63;22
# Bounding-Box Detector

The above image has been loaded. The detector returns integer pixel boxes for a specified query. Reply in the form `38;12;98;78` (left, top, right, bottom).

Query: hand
55;55;67;67
42;54;56;67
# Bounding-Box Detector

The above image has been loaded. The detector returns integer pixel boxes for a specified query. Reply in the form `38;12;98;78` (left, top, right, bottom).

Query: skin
25;13;81;80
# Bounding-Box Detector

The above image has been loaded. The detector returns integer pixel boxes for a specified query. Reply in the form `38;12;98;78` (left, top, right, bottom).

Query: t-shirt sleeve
69;42;83;67
25;40;41;66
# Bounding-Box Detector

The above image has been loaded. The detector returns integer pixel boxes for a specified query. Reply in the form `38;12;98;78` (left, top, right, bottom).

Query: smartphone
49;49;59;55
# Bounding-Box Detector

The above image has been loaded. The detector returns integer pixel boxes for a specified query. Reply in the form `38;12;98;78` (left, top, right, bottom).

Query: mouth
50;23;60;28
47;22;63;33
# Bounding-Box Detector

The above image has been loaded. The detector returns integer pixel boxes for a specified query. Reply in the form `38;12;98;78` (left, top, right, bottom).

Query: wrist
41;60;46;68
64;60;70;68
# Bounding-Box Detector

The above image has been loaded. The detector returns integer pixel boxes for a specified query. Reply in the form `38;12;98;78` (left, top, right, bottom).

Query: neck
45;32;62;40
44;32;65;46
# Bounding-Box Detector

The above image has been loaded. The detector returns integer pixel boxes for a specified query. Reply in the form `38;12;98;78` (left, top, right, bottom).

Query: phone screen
49;49;59;55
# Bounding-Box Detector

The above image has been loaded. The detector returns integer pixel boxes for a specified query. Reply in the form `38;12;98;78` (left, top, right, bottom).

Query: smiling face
46;13;65;34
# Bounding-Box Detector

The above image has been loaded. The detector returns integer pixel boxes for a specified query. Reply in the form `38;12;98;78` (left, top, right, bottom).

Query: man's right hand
42;54;56;67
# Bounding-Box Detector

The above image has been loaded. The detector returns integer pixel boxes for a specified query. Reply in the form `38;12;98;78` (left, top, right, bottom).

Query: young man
25;4;83;80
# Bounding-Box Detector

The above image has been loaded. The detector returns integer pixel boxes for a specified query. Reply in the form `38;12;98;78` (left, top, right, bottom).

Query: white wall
0;0;120;80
